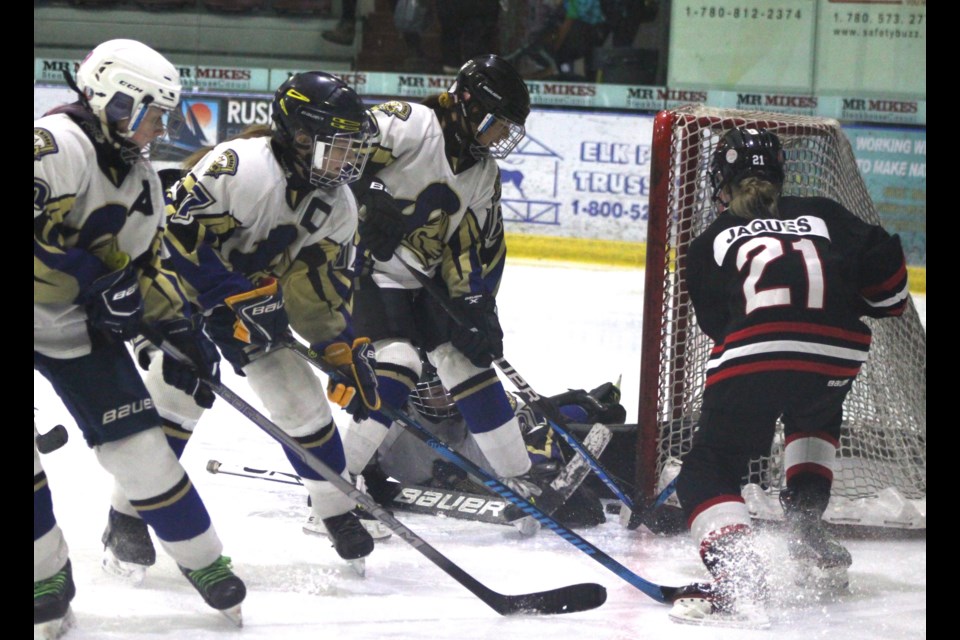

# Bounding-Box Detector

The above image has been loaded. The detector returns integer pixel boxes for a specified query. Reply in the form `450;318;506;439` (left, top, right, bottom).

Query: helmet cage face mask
709;126;785;202
273;78;377;189
472;111;525;160
410;373;460;421
452;55;530;160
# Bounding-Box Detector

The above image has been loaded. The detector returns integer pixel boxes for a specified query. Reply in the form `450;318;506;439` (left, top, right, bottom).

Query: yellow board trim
505;233;926;295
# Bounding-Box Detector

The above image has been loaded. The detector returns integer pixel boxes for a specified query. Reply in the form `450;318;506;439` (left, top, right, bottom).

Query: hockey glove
449;293;504;369
224;277;289;346
322;337;381;420
357;178;406;262
154;318;221;409
81;252;143;340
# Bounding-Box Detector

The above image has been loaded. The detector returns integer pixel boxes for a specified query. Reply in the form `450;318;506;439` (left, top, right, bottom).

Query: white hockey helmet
75;39;181;153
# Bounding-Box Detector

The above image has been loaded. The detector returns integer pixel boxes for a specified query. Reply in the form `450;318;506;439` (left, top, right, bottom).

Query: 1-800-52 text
572;199;648;221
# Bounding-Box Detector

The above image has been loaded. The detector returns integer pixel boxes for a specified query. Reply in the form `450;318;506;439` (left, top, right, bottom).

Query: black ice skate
322;510;375;576
781;488;852;593
501;461;567;536
101;507;156;584
180;555;246;626
34;559;76;639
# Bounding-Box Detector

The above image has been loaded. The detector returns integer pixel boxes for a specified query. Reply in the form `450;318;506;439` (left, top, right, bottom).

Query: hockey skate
304;507;393;541
34;560;76;640
180;555;246;627
500;461;567;536
101;507;156;584
781;488;852;593
322;510;375;576
669;529;770;629
669;581;771;629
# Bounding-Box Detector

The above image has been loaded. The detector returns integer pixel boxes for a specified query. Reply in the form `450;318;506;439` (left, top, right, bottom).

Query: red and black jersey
686;196;908;389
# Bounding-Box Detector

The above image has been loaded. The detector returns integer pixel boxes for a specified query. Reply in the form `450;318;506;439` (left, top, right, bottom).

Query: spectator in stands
322;0;358;45
325;0;430;72
550;0;608;80
436;0;501;74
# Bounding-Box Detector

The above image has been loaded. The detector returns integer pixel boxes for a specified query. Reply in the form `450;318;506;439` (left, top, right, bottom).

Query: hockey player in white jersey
101;71;384;578
339;54;560;535
34;39;246;636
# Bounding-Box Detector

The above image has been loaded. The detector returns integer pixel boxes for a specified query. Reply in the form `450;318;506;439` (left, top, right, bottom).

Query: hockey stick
284;336;687;604
140;325;605;616
395;257;636;510
207;421;612;527
206;460;303;486
207;460;514;525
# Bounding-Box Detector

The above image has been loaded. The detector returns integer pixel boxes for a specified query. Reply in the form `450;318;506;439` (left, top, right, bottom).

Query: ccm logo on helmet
118;79;144;94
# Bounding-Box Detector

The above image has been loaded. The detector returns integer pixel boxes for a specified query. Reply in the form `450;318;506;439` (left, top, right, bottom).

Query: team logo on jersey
34;128;58;161
204;149;239;178
373;101;412;120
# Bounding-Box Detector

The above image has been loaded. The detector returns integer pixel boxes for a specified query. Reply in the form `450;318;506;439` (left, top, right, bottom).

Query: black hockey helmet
271;71;378;188
709;126;785;202
450;54;530;159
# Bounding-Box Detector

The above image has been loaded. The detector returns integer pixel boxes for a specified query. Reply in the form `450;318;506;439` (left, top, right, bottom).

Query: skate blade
101;550;148;585
218;604;243;627
669;599;771;629
795;563;851;596
347;558;366;578
34;607;75;640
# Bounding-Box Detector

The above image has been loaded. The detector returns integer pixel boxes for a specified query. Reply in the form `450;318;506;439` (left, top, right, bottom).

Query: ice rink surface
34;260;927;639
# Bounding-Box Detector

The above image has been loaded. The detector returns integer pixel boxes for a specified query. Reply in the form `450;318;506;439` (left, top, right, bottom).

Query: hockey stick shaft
285;335;684;604
207;425;612;525
206;460;304;486
142;325;604;616
396;257;636;509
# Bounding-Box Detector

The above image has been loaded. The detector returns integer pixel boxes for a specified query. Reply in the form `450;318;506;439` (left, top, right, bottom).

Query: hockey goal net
639;105;926;529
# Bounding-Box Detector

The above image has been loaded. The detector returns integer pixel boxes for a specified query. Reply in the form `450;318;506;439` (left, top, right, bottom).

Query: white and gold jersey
34;112;176;358
365;101;505;297
165;135;360;345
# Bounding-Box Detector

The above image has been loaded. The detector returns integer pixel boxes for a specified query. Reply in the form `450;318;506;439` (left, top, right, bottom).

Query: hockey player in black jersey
668;127;909;627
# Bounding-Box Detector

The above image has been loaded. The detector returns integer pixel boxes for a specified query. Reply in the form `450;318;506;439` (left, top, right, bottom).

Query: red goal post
639;105;926;529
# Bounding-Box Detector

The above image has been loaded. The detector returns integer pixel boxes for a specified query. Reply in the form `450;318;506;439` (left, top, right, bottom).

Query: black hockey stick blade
142;324;606;616
36;423;69;454
495;582;606;615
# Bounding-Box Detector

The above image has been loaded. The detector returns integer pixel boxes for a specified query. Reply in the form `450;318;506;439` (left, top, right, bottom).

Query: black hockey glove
154;318;221;409
321;337;381;420
449;293;504;369
81;253;143;340
223;277;289;346
357;178;406;262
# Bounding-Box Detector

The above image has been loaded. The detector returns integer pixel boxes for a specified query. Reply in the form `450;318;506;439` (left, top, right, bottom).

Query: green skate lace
186;556;235;592
34;569;69;599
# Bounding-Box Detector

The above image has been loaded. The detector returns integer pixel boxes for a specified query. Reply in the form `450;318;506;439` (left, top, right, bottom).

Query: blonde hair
181;124;272;169
727;176;781;220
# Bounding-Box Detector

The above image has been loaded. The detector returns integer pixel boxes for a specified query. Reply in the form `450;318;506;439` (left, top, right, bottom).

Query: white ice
34;260;927;639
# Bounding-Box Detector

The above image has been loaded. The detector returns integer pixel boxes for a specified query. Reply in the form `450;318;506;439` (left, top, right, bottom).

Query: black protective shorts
352;274;453;352
34;331;160;447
